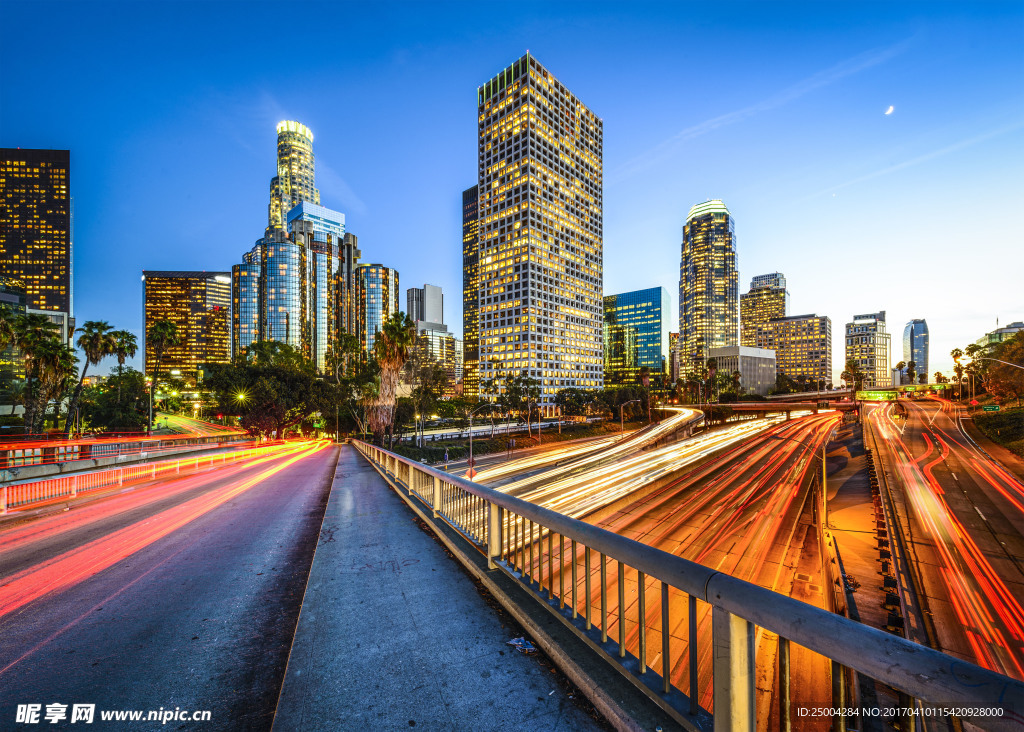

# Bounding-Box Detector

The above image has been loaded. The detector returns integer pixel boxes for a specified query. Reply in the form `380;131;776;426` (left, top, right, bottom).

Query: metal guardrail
354;439;1024;732
0;443;288;515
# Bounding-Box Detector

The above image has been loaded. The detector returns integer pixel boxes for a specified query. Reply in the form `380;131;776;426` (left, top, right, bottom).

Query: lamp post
467;402;495;480
620;399;641;433
770;430;835;528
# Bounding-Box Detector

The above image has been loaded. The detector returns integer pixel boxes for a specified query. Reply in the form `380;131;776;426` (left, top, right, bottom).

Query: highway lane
159;412;241;437
868;398;1024;681
0;441;336;730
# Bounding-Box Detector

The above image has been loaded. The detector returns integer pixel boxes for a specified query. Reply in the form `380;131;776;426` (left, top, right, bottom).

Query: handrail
353;438;1024;731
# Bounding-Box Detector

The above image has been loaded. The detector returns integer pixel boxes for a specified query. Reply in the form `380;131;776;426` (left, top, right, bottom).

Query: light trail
0;441;330;620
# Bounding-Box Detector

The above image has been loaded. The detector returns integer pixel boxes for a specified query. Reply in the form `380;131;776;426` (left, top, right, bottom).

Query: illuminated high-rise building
602;287;671;383
231;250;260;357
902;319;929;382
679;200;738;373
755;314;832;388
1;148;72;321
0;276;27;380
268;121;320;231
476;54;604;413
142;271;231;380
355;264;399;354
462;185;480;398
408;284;443;325
740;273;788;346
336;232;362;339
845;311;892;389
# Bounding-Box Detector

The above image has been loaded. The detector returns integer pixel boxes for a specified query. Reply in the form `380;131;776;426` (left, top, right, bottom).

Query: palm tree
146;319;182;435
11;313;62;433
0;305;15;351
110;330;138;405
366;312;415;445
65;320;115;435
894;361;906;385
840;358;865;393
36;340;77;432
951;348;964;399
906;361;917;385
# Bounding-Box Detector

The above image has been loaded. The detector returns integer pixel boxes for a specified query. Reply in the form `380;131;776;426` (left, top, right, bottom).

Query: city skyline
1;2;1021;382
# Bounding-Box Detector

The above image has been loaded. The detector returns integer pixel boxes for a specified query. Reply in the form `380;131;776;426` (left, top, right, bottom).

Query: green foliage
81;367;150;434
974;407;1024;457
554;387;592;416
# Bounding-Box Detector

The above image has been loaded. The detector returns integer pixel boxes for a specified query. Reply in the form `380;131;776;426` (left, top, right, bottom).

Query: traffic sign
982;405;1001;412
465;468;478;480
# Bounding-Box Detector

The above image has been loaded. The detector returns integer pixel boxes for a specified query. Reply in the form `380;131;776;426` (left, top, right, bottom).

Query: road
868;398;1024;681
0;441;335;730
158;412;242;437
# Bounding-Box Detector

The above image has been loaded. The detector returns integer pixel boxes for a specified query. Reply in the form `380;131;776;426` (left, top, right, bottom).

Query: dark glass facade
355;264;399;354
462;185;480;398
602;287;671;383
1;148;72;316
902;319;929;382
679;200;738;374
0;276;27;380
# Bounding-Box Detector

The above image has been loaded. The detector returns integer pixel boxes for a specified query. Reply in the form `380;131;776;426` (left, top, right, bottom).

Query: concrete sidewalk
273;445;602;731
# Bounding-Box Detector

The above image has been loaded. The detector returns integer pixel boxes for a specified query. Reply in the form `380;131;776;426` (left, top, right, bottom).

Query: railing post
1;484;7;515
71;474;78;498
487;502;501;570
712;606;756;731
432;475;441;518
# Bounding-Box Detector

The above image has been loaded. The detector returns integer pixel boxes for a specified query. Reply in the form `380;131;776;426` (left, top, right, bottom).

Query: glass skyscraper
476;53;604;413
679;200;738;373
142;271;231;380
740;273;789;346
461;185;480;399
602;287;671;383
902;319;929;382
1;148;72;320
268;121;320;231
845;311;892;389
355;264;399;354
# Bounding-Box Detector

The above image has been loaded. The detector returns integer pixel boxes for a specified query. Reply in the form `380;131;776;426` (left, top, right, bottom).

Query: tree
985;332;1024;406
555;387;592;417
934;371;947;384
110;330;138;405
82;367;150;434
951;348;964;399
918;371;927;385
840;358;865;392
34;337;77;432
10;313;63;433
146;319;182;434
894;361;906;385
906;361;917;385
65;320;115;435
364;313;415;445
0;305;15;351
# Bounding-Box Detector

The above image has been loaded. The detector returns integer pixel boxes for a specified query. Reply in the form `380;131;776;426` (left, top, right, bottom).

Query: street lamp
620;399;641;433
770;431;835;528
467;402;496;480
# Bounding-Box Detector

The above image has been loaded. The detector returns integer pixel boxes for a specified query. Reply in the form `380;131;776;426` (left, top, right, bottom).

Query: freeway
868;398;1024;681
158;413;241;437
0;440;335;728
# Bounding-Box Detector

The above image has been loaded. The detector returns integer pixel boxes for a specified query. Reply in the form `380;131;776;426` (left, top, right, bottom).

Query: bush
975;408;1024;457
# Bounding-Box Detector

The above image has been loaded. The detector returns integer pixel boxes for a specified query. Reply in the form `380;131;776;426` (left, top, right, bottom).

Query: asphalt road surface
0;441;336;731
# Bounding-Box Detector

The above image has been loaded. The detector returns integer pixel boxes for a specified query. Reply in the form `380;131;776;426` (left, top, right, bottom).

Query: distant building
740;273;789;346
680;200;738;373
355;264;399;354
709;346;776;397
755;314;831;388
143;271;231;381
845;311;891;389
976;321;1023;351
476;54;604;414
0;276;27;380
411;321;461;397
461;185;480;399
902;319;929;383
408;284;443;325
1;148;73;330
603;287;671;383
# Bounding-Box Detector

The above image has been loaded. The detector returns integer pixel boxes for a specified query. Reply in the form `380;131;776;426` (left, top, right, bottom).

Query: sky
2;0;1022;381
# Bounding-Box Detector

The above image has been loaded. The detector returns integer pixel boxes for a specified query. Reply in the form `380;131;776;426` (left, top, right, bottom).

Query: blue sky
2;1;1022;380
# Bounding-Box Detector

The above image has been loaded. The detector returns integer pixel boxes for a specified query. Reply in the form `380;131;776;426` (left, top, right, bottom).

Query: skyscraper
740;273;789;346
231;249;260;357
1;148;73;319
407;284;443;325
476;53;604;413
902;319;929;382
268;121;320;231
755;314;832;389
602;287;671;383
845;311;891;389
679;200;738;373
288;202;345;371
336;232;362;340
142;271;231;380
0;276;27;380
462;185;480;399
355;264;399;354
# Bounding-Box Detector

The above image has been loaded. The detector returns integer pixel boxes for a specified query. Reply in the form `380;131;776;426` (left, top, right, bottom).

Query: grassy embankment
974;407;1024;458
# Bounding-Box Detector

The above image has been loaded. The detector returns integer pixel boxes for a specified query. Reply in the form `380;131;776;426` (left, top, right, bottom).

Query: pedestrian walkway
273;445;602;731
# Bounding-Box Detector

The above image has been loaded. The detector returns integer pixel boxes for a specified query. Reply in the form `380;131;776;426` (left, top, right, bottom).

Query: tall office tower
679;200;738;374
845;311;891;389
407;284;444;324
755;314;832;388
740;273;789;346
268;121;320;231
0;276;27;380
462;185;480;398
412;321;461;397
668;332;681;383
355;264;399;354
336;232;362;339
902;319;929;382
477;54;604;414
231;248;261;358
1;148;73;325
142;271;231;380
602;287;671;383
287;202;345;371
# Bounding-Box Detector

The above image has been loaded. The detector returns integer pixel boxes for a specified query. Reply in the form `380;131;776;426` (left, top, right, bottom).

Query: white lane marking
951;472;958;481
975;506;987;521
